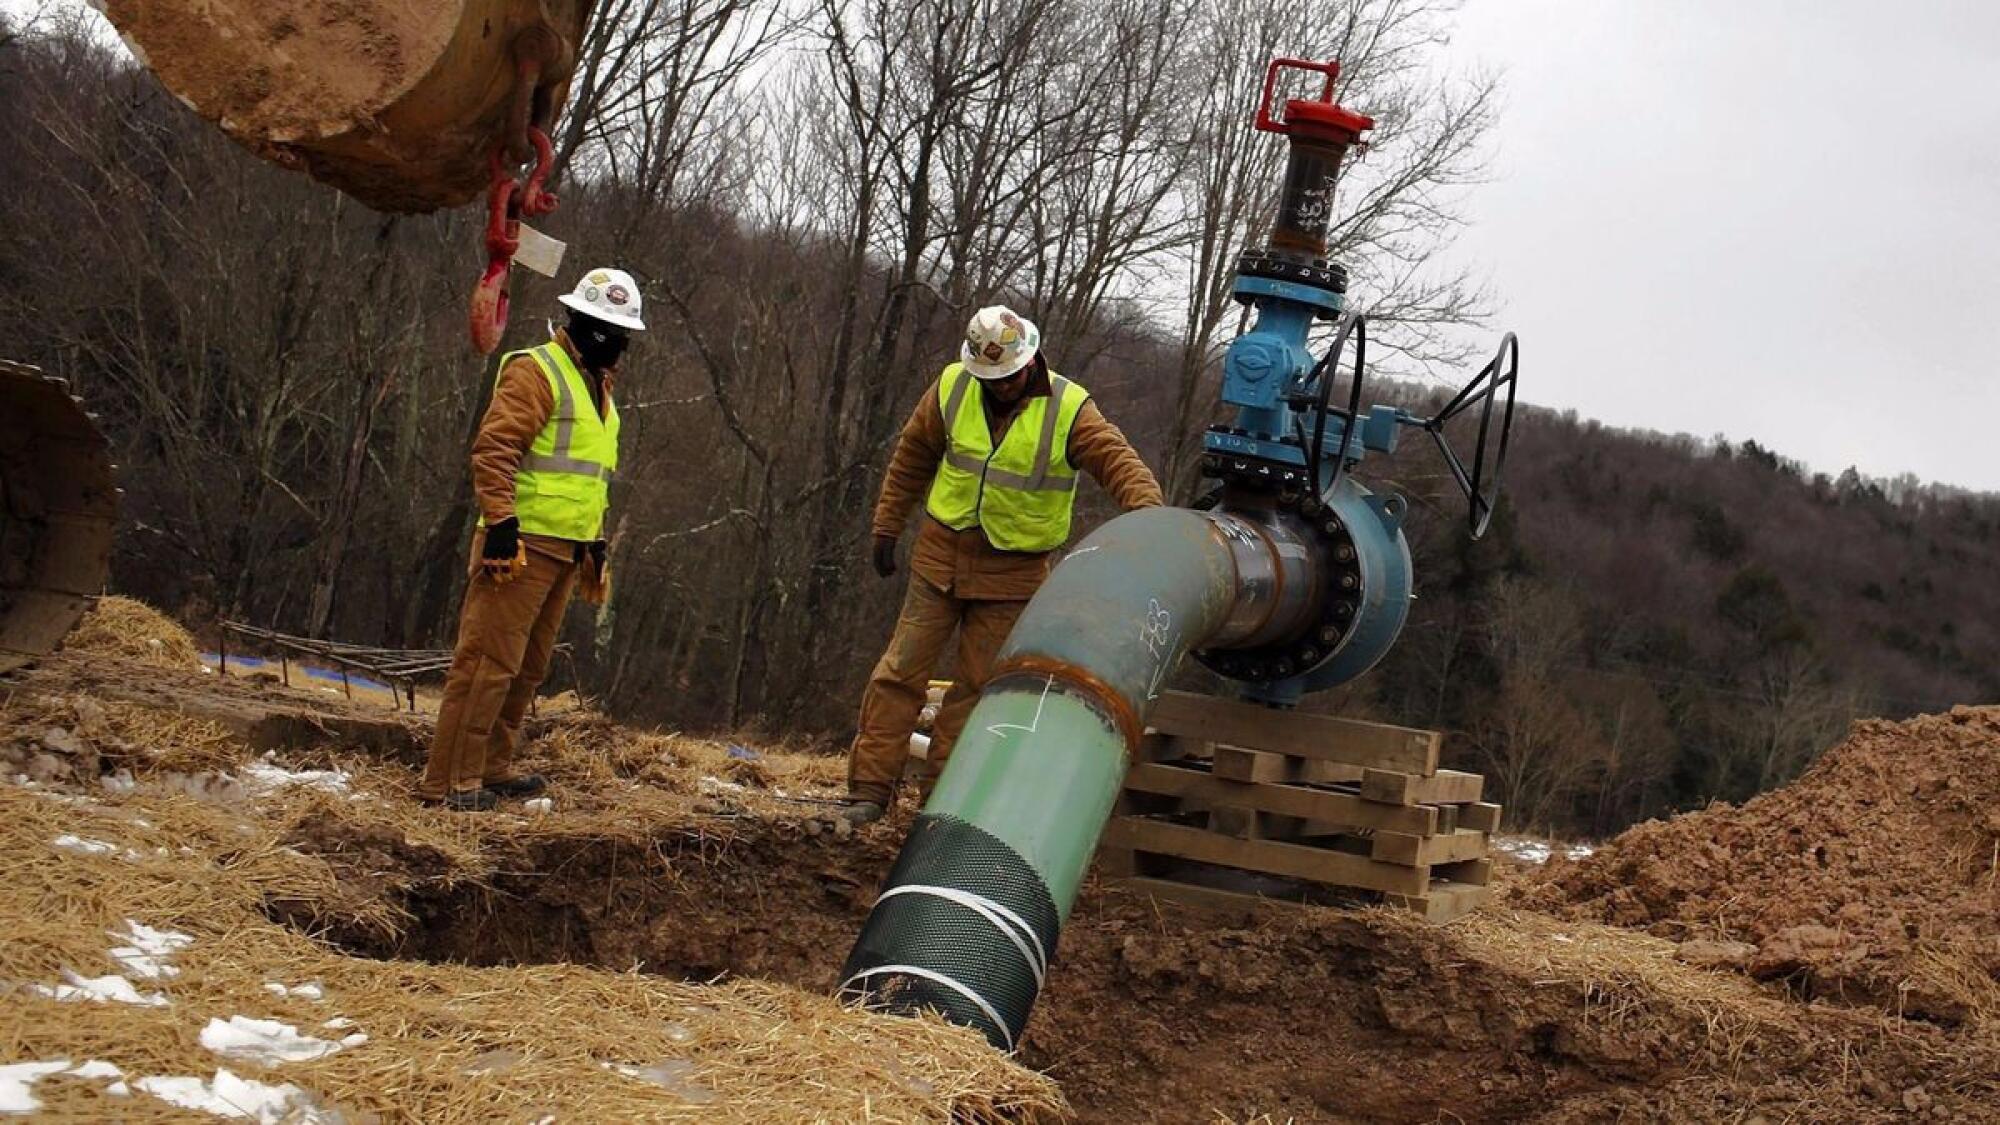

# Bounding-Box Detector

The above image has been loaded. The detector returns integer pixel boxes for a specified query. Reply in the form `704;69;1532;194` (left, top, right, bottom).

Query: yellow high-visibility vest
924;362;1088;552
497;341;620;541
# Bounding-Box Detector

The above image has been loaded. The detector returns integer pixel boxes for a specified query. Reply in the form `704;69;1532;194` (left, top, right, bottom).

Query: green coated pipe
840;506;1310;1049
926;506;1245;914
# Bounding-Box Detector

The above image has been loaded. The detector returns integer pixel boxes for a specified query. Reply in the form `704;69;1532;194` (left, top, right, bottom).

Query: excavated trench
268;810;1718;1123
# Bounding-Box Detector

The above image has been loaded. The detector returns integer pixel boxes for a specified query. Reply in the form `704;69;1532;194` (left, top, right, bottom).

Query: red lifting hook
469;36;564;355
467;127;560;355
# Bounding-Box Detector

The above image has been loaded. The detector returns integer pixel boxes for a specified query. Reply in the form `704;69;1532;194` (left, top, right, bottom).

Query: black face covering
568;311;630;372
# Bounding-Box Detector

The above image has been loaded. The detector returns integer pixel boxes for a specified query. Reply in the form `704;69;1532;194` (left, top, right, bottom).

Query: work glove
871;535;898;579
481;517;528;584
579;540;612;606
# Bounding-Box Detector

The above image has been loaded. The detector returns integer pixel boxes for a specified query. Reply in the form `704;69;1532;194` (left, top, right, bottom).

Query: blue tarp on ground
200;652;394;696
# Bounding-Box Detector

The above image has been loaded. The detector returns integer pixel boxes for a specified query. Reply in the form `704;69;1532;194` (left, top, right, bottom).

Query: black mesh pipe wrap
838;813;1060;1051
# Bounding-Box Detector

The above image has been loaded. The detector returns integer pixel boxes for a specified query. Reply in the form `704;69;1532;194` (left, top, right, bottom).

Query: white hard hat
558;266;646;332
960;305;1039;381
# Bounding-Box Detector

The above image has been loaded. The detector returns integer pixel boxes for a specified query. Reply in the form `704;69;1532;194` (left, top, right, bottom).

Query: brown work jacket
469;328;614;564
872;366;1164;600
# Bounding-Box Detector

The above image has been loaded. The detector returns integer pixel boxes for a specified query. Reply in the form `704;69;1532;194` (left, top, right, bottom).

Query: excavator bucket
95;0;592;213
0;362;119;675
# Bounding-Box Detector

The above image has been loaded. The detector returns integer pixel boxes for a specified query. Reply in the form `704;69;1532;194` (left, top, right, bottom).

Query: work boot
486;773;547;799
838;799;885;827
423;788;499;812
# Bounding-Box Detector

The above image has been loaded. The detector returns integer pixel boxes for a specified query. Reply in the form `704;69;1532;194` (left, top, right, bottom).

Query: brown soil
1521;707;2000;1026
290;796;2000;1122
9;643;2000;1122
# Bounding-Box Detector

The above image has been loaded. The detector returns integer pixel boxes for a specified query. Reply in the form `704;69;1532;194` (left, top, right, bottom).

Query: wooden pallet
1097;691;1502;923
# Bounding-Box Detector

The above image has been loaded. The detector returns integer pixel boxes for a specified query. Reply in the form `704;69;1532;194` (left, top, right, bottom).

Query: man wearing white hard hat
419;267;645;811
839;305;1164;825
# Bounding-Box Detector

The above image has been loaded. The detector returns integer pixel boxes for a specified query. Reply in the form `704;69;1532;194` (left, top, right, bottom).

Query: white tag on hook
513;223;567;279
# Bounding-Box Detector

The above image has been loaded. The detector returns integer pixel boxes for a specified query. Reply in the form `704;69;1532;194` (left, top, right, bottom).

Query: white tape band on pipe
874;883;1049;987
839;964;1014;1052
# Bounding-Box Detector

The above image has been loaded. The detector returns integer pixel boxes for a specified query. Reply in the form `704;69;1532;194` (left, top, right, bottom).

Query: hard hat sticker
584;286;601;302
588;271;612;285
607;285;630;305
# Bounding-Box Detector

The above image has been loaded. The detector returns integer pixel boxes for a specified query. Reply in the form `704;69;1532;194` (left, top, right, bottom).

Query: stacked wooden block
1098;690;1501;922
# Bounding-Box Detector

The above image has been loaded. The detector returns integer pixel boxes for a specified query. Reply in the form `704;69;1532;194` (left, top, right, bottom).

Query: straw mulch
0;782;1064;1121
60;596;204;670
0;708;1064;1121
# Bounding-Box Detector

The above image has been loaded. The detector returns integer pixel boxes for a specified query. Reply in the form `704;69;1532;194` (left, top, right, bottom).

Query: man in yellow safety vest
841;305;1164;824
417;267;644;810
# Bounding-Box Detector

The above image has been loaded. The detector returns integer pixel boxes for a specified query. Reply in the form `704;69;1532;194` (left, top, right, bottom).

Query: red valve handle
1254;57;1341;134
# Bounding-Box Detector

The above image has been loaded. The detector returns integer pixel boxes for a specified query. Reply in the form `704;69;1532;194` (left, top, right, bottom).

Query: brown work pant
419;548;577;800
846;574;1027;805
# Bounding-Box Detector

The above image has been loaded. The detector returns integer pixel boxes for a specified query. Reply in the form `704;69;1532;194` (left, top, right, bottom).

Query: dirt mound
62;595;202;669
1521;706;2000;1023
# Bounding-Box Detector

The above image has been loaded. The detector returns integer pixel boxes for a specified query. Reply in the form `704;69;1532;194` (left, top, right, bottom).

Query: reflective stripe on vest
520;344;616;481
924;363;1089;552
502;342;620;542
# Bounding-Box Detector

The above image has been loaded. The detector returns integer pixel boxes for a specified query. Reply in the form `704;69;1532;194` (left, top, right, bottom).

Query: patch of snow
0;1061;72;1114
602;1059;714;1104
76;1059;129;1098
135;1068;330;1122
1490;836;1595;865
69;1060;124;1081
238;757;352;796
100;771;138;795
30;970;169;1007
523;797;553;814
108;920;194;980
320;1017;355;1031
51;834;118;856
262;981;325;1001
199;1016;365;1065
697;776;746;795
150;772;250;804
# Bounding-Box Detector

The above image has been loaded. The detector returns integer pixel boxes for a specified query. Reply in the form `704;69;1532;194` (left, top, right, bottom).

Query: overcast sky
1432;0;2000;492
